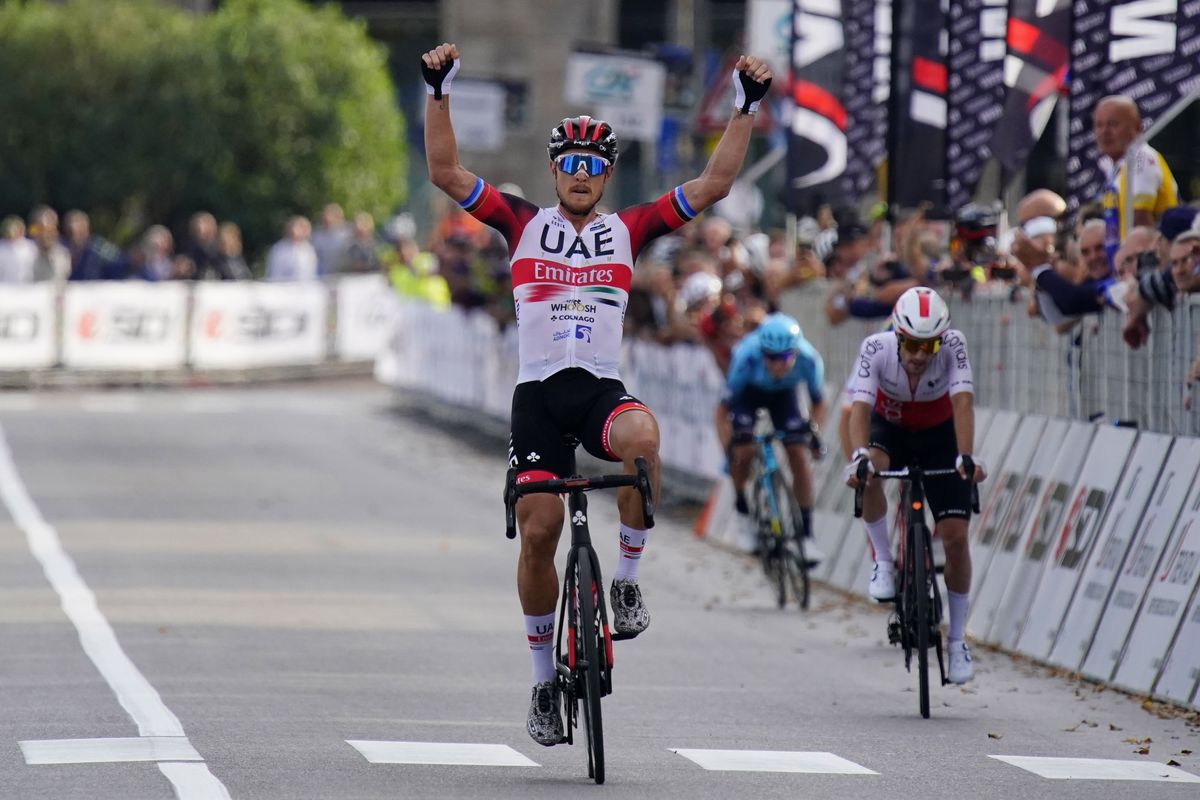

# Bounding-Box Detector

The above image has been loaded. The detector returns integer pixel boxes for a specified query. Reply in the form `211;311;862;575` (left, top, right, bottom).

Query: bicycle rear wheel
575;550;605;783
911;522;931;719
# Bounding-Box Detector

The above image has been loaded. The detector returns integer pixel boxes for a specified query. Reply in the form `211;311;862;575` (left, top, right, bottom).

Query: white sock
525;612;556;684
947;591;969;643
613;524;648;581
864;517;892;563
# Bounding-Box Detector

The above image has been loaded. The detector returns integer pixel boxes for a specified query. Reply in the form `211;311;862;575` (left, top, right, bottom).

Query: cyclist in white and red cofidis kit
421;42;772;745
843;287;987;685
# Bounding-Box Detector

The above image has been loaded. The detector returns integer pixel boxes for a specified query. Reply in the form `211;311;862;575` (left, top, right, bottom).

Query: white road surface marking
990;755;1200;782
670;748;878;774
20;736;202;765
0;424;231;800
347;740;540;767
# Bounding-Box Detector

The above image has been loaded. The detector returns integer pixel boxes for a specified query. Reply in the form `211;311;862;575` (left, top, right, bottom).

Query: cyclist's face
552;149;610;216
898;342;932;376
764;352;794;378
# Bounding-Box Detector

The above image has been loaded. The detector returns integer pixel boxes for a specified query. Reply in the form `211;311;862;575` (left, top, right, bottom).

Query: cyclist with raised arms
721;313;826;556
843;287;986;684
421;42;772;745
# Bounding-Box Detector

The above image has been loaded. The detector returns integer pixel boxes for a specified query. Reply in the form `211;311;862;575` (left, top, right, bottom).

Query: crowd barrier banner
968;417;1068;639
1155;578;1200;706
1047;432;1173;670
990;422;1095;649
0;284;57;369
1016;425;1136;659
966;410;1028;590
1111;474;1200;696
335;275;398;362
62;282;188;370
1080;439;1200;683
191;283;328;369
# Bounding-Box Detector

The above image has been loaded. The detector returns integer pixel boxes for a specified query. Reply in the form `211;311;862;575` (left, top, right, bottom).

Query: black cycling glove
421;56;460;100
732;67;771;115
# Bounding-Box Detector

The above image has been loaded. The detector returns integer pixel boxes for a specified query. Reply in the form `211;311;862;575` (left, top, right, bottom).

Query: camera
1136;251;1159;273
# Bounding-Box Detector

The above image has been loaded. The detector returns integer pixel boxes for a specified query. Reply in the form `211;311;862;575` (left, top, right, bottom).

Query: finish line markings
347;741;539;767
990;755;1200;782
671;748;878;774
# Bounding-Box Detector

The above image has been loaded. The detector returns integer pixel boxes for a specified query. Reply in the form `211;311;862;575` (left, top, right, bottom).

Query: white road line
346;740;540;767
0;424;231;799
20;736;202;765
157;763;233;800
991;755;1200;782
670;748;878;774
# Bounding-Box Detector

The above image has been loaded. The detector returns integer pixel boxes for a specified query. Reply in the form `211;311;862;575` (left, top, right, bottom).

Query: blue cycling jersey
725;328;824;404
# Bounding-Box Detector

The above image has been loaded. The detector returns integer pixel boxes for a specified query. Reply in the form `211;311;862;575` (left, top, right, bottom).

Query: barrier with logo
62;282;189;370
0;284;57;369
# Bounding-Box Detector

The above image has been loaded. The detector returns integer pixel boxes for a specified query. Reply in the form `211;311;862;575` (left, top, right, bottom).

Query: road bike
854;463;977;718
503;449;654;784
745;430;820;610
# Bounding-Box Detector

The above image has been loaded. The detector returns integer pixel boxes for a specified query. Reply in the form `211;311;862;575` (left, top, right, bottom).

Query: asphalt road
0;380;1197;800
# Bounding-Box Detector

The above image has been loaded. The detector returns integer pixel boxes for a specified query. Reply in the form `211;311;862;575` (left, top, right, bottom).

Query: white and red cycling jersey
846;330;974;431
460;177;696;383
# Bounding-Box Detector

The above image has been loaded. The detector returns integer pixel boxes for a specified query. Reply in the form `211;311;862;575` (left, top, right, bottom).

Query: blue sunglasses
556;153;610;177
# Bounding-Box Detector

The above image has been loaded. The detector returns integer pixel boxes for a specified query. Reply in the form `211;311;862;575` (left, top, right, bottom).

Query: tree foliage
0;0;406;256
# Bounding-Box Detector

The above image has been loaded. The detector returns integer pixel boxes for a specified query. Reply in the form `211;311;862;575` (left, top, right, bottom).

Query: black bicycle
745;430;819;610
853;463;977;719
504;450;654;785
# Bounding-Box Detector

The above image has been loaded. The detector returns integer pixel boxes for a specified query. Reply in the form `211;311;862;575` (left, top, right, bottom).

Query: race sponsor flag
989;0;1071;177
946;0;1009;211
1066;1;1200;213
889;0;948;212
842;0;888;200
787;0;847;213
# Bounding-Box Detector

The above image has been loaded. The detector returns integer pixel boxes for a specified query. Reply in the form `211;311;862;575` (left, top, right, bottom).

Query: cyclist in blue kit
721;313;826;555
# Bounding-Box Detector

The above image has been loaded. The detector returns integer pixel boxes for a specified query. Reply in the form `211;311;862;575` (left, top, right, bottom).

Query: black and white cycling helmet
547;115;619;163
891;287;951;340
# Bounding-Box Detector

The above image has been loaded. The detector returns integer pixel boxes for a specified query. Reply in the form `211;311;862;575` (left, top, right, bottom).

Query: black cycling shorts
868;412;971;522
727;387;811;445
509;368;650;482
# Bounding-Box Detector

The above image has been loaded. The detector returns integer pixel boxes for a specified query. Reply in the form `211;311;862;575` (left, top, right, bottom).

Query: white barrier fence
0;275;397;372
377;300;1200;710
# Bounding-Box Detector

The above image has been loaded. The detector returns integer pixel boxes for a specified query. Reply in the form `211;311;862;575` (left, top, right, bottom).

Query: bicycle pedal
887;616;902;645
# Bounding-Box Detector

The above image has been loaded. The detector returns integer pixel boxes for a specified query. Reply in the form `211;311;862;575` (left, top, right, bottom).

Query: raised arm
421;43;480;203
678;56;772;214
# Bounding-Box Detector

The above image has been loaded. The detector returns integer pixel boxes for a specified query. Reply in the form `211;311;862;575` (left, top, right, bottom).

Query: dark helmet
547;115;619;163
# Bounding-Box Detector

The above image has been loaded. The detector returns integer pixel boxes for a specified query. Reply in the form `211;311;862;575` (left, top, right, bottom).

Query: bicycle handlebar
852;465;981;518
503;457;655;539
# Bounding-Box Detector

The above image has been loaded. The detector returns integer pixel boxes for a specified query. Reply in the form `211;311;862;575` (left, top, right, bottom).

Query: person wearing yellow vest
386;237;450;309
1093;95;1179;265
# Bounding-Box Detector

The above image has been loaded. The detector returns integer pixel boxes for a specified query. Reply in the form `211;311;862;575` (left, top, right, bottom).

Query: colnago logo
550;300;597;313
534;262;615;285
1110;0;1178;62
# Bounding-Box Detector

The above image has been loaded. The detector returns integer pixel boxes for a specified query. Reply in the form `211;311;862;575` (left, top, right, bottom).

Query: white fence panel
191;282;327;369
1048;432;1175;670
0;283;57;369
1016;425;1136;659
335;275;398;361
62;282;188;370
1155;584;1200;706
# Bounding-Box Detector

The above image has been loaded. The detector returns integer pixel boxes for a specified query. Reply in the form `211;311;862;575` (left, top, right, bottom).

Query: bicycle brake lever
634;456;655;529
970;483;980;515
853;459;868;519
504;467;518;539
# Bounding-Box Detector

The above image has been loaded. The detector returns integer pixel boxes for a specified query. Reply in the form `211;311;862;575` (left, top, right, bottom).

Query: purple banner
890;0;948;211
946;0;1008;210
841;0;888;201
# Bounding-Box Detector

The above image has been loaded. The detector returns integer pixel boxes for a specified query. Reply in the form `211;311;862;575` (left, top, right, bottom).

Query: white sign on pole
968;417;1069;641
1016;426;1136;659
1112;467;1200;696
990;421;1095;650
564;51;666;141
448;79;507;153
335;275;399;362
748;0;793;77
190;283;328;369
1080;438;1200;683
1048;432;1177;670
61;283;188;370
0;283;57;369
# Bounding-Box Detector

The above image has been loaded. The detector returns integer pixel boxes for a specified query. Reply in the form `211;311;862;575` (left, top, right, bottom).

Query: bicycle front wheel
911;522;931;719
774;472;810;610
576;551;605;783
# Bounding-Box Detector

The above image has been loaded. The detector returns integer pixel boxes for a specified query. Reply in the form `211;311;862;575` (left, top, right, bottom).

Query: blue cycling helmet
758;313;802;354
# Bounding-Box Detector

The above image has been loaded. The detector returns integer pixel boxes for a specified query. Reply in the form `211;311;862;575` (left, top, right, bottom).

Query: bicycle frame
744;430;811;609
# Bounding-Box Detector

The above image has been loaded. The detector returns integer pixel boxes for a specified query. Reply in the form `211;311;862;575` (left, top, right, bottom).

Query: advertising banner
1080;437;1200;682
445;79;507;153
841;0;888;200
564;51;666;142
1066;1;1200;211
61;283;188;371
335;275;399;362
190;283;328;369
748;0;794;78
1016;426;1137;659
889;0;948;210
787;0;847;212
1155;570;1200;706
946;0;1008;210
968;417;1068;641
1049;432;1179;670
0;283;57;370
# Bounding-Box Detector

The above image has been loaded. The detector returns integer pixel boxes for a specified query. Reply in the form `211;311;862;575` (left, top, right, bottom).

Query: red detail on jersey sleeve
619;192;692;260
465;182;539;253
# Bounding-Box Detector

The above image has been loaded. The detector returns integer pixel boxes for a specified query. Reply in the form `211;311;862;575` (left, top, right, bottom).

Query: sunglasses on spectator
897;334;941;354
555;153;610;177
764;350;796;363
